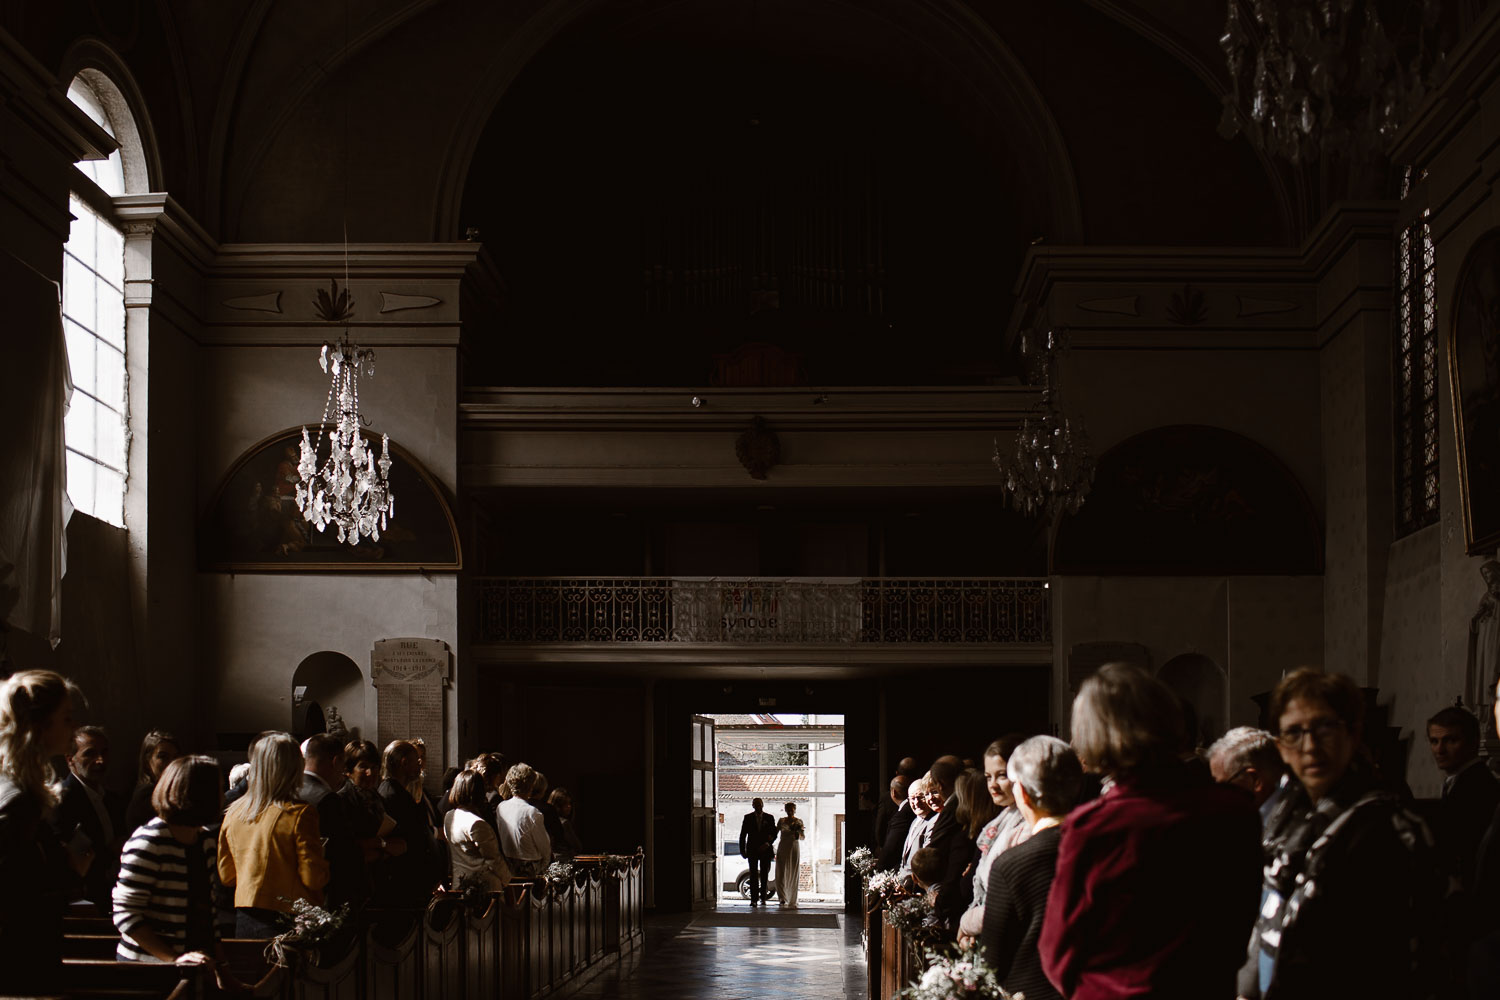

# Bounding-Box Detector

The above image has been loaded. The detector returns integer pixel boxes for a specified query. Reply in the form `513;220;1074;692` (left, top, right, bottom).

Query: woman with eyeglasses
1240;668;1439;1000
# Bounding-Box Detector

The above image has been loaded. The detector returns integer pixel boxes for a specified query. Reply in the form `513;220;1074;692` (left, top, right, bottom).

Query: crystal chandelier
993;327;1095;518
1218;0;1445;164
295;337;394;545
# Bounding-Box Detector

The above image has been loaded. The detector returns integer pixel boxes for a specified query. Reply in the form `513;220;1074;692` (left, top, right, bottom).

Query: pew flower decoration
867;869;910;908
885;895;947;951
598;854;634;876
847;846;878;885
264;899;350;968
545;861;577;889
456;873;495;914
895;943;1020;1000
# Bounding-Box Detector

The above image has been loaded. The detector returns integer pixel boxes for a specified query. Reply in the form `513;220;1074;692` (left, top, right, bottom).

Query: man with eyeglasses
1207;727;1286;830
1237;668;1440;1000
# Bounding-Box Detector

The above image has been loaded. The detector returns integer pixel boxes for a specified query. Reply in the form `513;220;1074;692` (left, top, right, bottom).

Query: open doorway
707;713;846;908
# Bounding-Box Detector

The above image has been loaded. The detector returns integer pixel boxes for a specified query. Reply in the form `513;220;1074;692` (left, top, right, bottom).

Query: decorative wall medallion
734;416;781;480
1167;284;1208;326
379;292;443;314
222;292;283;314
313;279;355;322
1236;296;1300;318
1076;295;1140;316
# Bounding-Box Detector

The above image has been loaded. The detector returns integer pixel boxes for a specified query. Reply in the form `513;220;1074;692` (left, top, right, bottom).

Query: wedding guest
957;734;1029;941
924;755;973;926
899;777;935;871
1468;676;1500;996
51;724;126;911
1207;727;1286;828
124;729;182;834
472;752;508;815
497;763;551;876
910;846;943;907
218;733;329;937
114;754;241;994
444;769;512;891
377;739;439;906
1427;705;1499;892
548;788;584;860
0;670;86;992
878;775;913;871
298;734;362;908
532;769;566;850
1039;663;1261;1000
338;739;402;901
981;737;1083;1000
1244;668;1440;999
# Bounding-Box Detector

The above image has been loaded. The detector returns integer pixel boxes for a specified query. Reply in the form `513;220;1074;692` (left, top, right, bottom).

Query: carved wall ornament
222;292;284;314
735;416;781;480
1166;284;1208;326
313;279;355;322
1236;295;1300;318
1076;295;1140;316
379;291;443;313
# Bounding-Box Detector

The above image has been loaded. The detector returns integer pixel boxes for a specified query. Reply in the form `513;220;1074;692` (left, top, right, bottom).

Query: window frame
1393;169;1439;539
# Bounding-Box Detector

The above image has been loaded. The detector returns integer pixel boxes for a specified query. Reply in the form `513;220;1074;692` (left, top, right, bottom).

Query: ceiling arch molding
431;0;1085;244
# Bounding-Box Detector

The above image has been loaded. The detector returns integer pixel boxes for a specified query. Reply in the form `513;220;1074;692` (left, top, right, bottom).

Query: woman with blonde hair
218;733;329;937
0;670;87;989
377;739;439;904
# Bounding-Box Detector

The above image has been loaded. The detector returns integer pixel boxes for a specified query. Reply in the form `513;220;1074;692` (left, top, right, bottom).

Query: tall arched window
62;73;139;526
1394;166;1438;538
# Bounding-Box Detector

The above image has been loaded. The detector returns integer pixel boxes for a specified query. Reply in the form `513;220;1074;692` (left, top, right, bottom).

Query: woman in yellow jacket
218;733;329;937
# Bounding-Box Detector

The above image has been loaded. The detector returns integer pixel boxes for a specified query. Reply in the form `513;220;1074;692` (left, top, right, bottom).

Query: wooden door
690;714;717;909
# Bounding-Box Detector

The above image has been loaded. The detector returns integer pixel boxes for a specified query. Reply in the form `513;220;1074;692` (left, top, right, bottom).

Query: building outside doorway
711;713;845;906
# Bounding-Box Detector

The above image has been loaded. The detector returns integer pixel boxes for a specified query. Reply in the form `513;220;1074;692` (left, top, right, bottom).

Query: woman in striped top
113;754;239;989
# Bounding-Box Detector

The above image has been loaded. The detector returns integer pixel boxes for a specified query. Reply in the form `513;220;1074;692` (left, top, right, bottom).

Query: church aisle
572;906;868;1000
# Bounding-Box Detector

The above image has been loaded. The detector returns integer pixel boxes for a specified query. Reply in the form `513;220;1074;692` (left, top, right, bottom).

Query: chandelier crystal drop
1218;0;1446;165
993;326;1095;519
295;338;395;545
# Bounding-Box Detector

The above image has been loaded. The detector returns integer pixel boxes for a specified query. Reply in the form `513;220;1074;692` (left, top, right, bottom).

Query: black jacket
50;772;125;910
376;779;439;906
879;801;916;871
1436;760;1500;891
0;776;79;992
981;825;1063;1000
739;810;776;859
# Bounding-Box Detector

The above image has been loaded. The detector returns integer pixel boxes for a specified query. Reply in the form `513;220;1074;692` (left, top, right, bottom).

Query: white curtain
0;250;72;647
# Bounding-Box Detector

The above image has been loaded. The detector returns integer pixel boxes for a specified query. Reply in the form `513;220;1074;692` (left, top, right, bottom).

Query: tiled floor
572;904;869;1000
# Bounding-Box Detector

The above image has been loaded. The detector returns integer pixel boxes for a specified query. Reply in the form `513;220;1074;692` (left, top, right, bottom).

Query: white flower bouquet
896;943;1021;1000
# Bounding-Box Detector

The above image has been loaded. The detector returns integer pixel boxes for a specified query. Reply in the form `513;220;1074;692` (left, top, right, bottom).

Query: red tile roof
720;773;809;793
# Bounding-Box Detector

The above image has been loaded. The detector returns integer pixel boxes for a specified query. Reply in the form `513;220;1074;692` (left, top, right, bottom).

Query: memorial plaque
371;637;449;791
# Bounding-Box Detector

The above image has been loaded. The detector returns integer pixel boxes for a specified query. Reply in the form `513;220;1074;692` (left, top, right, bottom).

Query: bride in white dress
774;802;804;907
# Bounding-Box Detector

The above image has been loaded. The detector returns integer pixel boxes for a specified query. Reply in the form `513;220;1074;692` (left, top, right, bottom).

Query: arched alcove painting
200;428;461;571
1158;653;1226;749
1053;425;1321;575
292;651;365;740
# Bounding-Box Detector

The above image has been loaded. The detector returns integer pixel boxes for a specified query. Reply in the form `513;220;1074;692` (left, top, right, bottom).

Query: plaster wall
1053;575;1323;738
1069;348;1325;515
1375;526;1445;797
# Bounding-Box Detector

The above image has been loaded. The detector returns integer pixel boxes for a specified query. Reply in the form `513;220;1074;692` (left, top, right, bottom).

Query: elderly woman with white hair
979;736;1082;1000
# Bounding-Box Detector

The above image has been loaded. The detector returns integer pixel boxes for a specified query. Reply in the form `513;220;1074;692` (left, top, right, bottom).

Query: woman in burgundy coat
1039;663;1262;1000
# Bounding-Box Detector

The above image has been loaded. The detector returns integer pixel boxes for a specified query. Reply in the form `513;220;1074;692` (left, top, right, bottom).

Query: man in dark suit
739;798;776;905
51;725;126;911
299;733;366;908
878;775;913;870
1428;705;1500;890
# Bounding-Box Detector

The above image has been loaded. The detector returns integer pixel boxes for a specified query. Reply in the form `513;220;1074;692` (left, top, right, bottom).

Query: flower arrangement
786;817;805;839
594;854;634;876
895;943;1021;1000
456;872;495;914
847;846;878;886
885;895;947;952
544;861;577;889
264;898;350;968
867;869;912;908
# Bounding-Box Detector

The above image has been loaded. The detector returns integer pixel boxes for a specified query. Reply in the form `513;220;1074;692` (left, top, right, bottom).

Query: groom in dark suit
739;797;777;905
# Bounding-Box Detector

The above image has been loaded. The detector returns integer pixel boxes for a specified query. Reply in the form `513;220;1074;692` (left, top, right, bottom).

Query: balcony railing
475;577;1049;644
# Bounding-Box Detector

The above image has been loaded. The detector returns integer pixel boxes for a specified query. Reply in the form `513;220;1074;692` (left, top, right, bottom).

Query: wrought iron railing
475;577;1049;644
